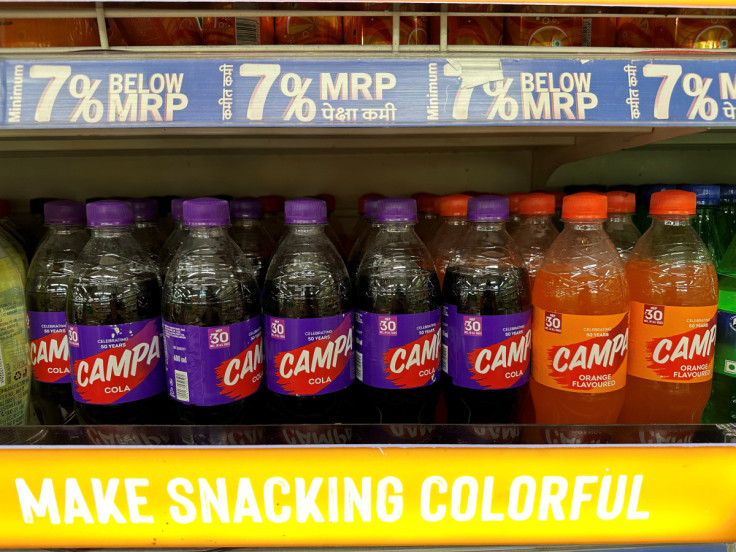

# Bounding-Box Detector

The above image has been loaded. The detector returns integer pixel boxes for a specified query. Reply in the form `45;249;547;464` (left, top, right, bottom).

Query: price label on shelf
6;58;736;128
1;443;736;547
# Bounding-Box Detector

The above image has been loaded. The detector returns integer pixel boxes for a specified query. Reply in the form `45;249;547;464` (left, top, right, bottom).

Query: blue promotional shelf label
6;58;736;128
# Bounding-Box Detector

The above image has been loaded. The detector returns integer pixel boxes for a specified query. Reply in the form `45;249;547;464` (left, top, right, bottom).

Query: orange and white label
531;307;628;393
628;302;717;383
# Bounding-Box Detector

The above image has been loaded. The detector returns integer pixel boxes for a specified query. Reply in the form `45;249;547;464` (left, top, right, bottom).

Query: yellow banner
2;444;736;548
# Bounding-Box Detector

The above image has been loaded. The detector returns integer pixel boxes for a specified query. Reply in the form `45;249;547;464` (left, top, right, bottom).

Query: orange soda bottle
430;4;503;46
674;9;735;49
511;192;559;287
427;194;471;288
275;2;342;45
506;193;524;234
531;192;629;424
344;3;428;45
504;6;582;47
618;190;718;423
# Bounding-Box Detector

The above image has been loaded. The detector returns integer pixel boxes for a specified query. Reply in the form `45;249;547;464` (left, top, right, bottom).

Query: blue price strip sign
6;58;736;128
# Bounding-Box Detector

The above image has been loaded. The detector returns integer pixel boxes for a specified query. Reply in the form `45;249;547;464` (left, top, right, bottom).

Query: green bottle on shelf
716;185;736;253
680;185;725;268
0;240;31;425
704;238;736;423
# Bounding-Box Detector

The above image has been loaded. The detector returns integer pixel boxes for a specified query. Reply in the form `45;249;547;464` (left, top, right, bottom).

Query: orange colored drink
619;190;718;424
202;3;275;46
531;193;629;424
674;9;735;49
505;6;582;47
345;3;427;45
275;3;342;45
430;4;502;46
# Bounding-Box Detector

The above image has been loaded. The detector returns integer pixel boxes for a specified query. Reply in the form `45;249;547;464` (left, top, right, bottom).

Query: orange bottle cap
358;193;383;214
506;193;525;214
605;191;636;213
519;192;555;215
649;190;696;216
561;192;607;220
438;194;472;217
258;195;285;214
411;192;438;213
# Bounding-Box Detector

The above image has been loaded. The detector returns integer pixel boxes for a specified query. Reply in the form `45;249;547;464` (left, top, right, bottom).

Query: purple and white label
264;312;354;396
355;310;441;390
442;304;531;390
68;318;166;405
163;317;263;406
29;311;70;384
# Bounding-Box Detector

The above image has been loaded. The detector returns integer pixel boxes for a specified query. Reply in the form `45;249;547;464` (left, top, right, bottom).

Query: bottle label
163;317;263;406
28;311;70;384
68;318;166;405
264;312;354;396
628;301;717;383
715;310;736;378
531;307;628;393
442;304;531;390
355;309;441;390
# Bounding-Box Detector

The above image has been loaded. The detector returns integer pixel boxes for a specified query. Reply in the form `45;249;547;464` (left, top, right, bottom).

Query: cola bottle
128;198;166;263
163;198;263;424
66;201;169;425
355;198;442;423
443;195;532;423
26;200;88;424
159;197;189;278
262;198;354;424
229;197;275;290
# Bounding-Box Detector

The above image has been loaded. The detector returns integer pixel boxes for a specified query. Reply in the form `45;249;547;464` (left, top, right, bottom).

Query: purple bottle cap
171;198;187;221
183;198;230;227
468;195;509;221
364;198;381;220
231;197;263;219
126;198;159;222
44;200;85;225
86;200;133;227
377;198;417;223
285;198;327;224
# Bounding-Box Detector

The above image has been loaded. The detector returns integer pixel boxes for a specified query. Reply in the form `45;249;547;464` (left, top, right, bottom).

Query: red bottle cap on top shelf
411;192;438;213
519;193;555;215
649;190;696;216
606;191;636;214
561;192;608;220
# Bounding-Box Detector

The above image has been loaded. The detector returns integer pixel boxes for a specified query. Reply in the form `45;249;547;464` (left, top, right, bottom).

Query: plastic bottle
680;184;725;268
163;198;263;425
26;200;88;425
443;195;532;423
619;190;718;424
634;184;675;232
506;193;524;234
347;192;383;256
551;190;565;231
259;195;286;242
0;231;32;425
66;201;168;425
274;2;343;45
262;198;354;423
128;198;166;264
704;235;736;423
717;185;736;251
511;192;558;286
317;193;347;250
347;197;381;276
0;199;28;276
531;192;629;424
345;3;428;45
411;192;439;244
158;197;189;278
229;198;276;291
355;198;441;423
427;194;471;287
604;191;641;262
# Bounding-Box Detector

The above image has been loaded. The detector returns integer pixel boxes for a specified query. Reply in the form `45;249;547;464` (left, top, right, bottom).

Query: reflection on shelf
3;423;733;447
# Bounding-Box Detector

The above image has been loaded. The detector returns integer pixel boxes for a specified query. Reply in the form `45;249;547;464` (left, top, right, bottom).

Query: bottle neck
48;223;85;235
650;214;692;227
377;221;416;233
90;225;133;238
441;216;466;226
232;217;260;229
519;214;553;225
470;220;506;232
188;225;229;238
563;219;605;231
172;220;184;231
134;220;157;229
286;223;326;236
607;212;634;224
